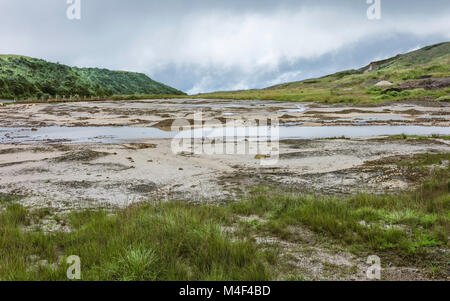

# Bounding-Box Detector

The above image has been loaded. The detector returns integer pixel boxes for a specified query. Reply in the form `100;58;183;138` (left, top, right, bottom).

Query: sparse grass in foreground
232;183;448;257
0;153;448;280
0;194;23;205
0;202;271;281
230;154;449;276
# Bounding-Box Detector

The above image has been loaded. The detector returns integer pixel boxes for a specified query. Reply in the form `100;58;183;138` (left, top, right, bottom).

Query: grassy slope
195;42;450;104
0;152;448;280
0;55;185;99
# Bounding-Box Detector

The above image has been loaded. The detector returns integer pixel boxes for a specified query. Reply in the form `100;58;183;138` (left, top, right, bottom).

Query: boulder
375;80;393;86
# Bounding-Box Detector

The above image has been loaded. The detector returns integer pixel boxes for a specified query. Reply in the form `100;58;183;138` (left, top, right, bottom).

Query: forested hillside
0;55;184;99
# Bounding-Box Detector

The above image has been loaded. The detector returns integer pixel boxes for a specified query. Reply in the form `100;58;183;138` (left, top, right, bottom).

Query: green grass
383;134;450;141
0;194;23;205
230;153;449;267
230;187;448;256
0;201;272;281
396;153;450;167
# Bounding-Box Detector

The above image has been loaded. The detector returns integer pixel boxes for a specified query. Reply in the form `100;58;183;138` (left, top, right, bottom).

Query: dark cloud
0;0;449;93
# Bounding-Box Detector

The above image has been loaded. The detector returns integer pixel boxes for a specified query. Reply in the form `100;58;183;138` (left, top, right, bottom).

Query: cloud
136;7;449;93
0;0;449;93
266;70;303;87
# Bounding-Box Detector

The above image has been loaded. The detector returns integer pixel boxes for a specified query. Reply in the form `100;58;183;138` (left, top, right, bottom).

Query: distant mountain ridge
0;55;184;99
195;41;450;103
360;42;450;74
267;41;450;90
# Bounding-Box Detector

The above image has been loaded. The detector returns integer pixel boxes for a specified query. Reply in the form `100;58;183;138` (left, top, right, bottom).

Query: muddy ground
0;98;448;210
0;98;449;280
1;137;448;212
0;98;449;128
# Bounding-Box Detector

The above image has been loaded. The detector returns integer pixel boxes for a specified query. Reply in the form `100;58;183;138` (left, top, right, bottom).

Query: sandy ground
0;98;449;128
0;135;449;211
0;98;449;280
0;98;448;210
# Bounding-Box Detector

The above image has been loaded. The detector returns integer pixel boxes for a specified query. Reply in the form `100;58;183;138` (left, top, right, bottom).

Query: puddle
418;115;450;119
282;104;307;113
178;125;450;141
0;127;177;144
1;125;449;144
272;125;449;140
323;115;410;124
184;102;264;109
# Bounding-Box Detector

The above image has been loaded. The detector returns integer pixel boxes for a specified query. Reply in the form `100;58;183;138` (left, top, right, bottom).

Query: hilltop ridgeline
196;42;450;104
0;55;185;99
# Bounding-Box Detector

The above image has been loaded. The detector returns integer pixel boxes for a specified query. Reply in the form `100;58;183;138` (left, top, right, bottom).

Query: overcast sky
0;0;449;94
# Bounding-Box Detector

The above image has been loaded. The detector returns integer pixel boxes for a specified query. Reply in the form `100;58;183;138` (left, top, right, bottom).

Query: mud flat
0;98;449;128
0;98;449;209
1;98;449;281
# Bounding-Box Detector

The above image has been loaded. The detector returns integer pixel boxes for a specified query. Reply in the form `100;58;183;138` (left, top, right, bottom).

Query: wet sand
1;98;449;281
0;98;449;210
0;98;449;128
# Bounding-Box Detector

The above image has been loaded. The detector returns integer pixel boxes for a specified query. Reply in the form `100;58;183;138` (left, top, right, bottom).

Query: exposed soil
0;136;448;210
0;98;448;128
0;98;448;281
0;99;448;208
387;76;450;92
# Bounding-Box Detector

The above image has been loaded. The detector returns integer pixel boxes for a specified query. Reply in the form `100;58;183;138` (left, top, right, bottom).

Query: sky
0;0;449;94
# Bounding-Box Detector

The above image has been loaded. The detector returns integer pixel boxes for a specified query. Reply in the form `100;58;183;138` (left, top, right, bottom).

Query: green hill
0;55;184;99
196;42;450;104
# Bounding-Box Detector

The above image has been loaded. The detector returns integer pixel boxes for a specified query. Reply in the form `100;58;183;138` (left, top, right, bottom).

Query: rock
123;143;157;150
375;80;393;86
255;154;269;160
28;255;40;262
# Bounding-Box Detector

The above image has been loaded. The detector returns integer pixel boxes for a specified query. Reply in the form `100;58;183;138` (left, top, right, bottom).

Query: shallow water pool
0;125;449;144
